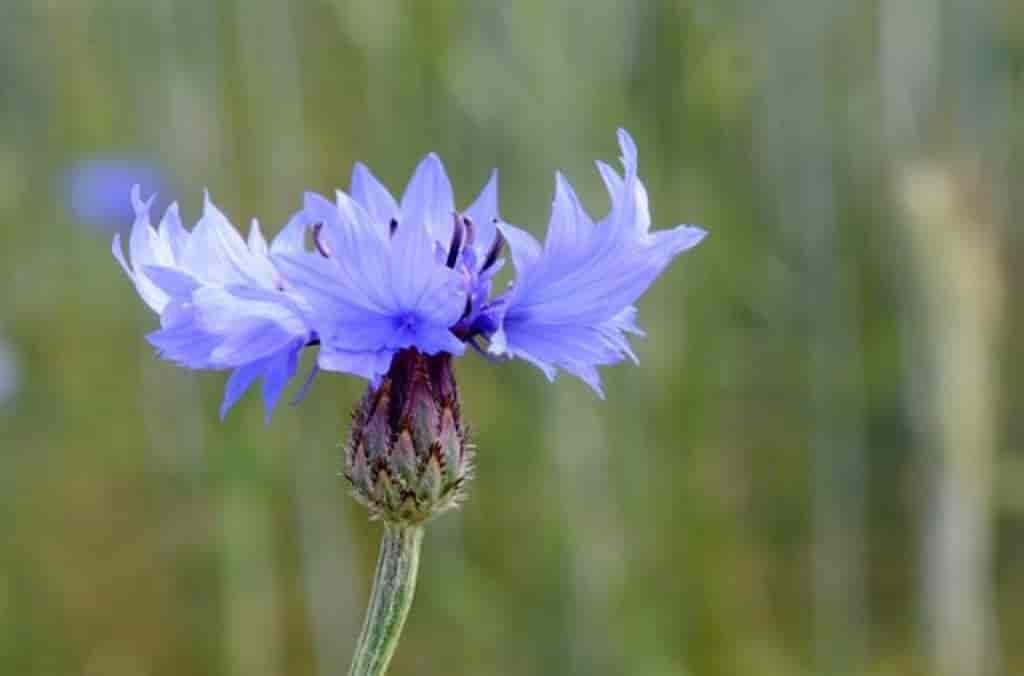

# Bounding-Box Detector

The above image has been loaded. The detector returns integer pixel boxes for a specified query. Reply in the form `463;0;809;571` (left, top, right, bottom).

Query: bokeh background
1;2;1022;675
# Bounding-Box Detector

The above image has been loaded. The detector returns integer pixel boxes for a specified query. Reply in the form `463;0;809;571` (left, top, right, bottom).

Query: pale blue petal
274;251;385;321
179;191;269;286
299;191;393;311
543;172;592;261
220;361;265;419
496;222;542;274
146;322;222;369
650;224;708;260
302;191;339;233
613;306;646;338
261;344;301;421
400;153;454;242
318;346;396;381
350;162;399;227
157;202;188;260
121;188;174;312
247;219;269;256
210;320;302;367
190;286;306;339
613;128;649;236
408;323;466;355
270;211;308;255
595;161;624;203
333;190;389;250
141;265;200;298
463;169;499;252
389;201;444;308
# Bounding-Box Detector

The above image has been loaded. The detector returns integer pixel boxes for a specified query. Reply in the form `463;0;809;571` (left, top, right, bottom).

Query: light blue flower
273;154;502;384
114;130;705;420
488;130;706;396
113;187;314;419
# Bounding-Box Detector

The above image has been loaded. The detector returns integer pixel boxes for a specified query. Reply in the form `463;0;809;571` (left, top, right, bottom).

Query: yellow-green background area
2;2;1023;675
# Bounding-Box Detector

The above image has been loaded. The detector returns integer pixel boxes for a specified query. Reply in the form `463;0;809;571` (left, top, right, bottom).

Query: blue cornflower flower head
113;187;314;420
113;130;703;435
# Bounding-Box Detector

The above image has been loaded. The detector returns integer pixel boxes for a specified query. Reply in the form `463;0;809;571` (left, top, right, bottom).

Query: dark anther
461;215;476;249
389;218;398;236
481;229;505;272
445;213;464;268
312;223;332;258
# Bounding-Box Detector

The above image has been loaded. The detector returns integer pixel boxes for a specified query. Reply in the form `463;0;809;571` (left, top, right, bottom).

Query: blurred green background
1;1;1022;675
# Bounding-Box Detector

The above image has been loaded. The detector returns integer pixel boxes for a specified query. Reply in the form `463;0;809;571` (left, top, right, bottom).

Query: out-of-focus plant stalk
754;4;869;672
902;163;1004;676
882;0;1008;670
347;525;424;676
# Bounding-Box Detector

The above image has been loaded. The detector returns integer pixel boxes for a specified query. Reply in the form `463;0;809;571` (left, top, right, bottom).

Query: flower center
394;313;419;333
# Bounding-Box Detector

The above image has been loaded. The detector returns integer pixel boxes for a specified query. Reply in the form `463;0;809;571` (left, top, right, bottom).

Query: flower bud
344;348;473;524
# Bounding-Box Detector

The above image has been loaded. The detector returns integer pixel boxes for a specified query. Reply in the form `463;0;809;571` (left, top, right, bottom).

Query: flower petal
318;346;396;382
179;191;272;286
350;162;399;227
247;219;269;256
492;130;705;393
117;187;174;313
400;152;454;243
261;343;302;421
157;202;188;260
496;222;542;275
390;206;461;315
220;361;266;420
543;172;592;262
270;211;308;255
141;265;200;299
464;169;499;253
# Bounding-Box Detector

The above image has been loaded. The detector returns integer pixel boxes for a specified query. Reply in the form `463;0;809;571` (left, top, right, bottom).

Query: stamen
389;218;398;236
445;212;464;268
312;223;332;258
481;228;505;272
461;215;476;248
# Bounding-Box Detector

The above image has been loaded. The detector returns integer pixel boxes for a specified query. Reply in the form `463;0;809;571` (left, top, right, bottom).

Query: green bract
345;349;472;524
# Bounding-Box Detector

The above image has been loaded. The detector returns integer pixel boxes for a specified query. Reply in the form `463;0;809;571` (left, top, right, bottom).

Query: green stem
347;524;424;676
